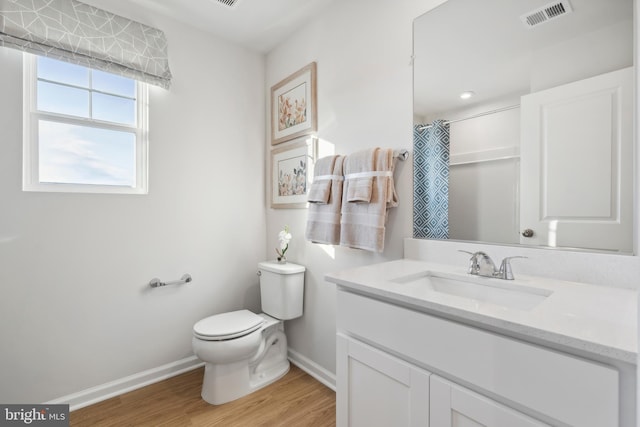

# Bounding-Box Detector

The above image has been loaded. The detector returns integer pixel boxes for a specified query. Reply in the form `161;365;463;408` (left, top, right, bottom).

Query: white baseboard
46;356;204;411
288;348;336;391
46;351;333;412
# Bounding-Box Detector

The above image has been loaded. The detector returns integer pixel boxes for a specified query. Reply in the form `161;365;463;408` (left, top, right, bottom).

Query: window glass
92;70;136;98
37;81;90;118
38;120;136;187
37;56;89;87
92;93;136;125
24;54;148;194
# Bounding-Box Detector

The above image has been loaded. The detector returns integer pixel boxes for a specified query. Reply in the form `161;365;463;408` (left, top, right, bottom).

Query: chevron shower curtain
413;121;450;239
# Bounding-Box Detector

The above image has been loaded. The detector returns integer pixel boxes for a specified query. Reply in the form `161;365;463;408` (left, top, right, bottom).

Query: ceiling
413;0;633;118
83;0;337;53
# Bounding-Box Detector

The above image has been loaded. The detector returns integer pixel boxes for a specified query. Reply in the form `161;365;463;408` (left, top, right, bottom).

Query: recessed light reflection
460;91;475;100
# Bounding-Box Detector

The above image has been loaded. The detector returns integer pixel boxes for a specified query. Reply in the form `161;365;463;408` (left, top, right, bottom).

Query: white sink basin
391;271;553;310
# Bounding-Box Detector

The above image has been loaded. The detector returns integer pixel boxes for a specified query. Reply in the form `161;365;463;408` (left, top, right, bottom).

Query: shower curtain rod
418;104;520;130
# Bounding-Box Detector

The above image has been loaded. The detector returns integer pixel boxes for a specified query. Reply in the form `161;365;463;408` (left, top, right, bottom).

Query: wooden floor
70;364;336;427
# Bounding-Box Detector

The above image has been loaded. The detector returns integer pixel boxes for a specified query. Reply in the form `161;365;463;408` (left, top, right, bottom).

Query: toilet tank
258;261;305;320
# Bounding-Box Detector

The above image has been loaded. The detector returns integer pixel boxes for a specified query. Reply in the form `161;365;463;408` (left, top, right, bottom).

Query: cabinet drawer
337;290;619;427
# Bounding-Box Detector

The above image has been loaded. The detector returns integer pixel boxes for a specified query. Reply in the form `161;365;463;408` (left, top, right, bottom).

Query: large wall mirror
413;0;634;254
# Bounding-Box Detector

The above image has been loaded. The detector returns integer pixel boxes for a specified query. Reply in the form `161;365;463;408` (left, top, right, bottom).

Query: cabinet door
337;334;430;427
430;376;549;427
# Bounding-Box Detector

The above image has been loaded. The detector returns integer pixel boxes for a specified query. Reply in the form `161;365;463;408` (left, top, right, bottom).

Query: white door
336;334;431;427
430;376;549;427
519;67;633;251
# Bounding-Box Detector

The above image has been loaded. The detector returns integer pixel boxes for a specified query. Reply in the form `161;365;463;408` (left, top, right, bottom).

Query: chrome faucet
459;251;527;280
459;250;496;277
495;256;527;280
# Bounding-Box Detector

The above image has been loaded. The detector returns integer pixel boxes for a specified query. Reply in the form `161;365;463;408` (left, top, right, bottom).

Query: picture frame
271;62;317;146
271;136;316;209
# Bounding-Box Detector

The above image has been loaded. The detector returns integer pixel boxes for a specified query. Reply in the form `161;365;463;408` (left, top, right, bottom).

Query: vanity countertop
326;259;638;364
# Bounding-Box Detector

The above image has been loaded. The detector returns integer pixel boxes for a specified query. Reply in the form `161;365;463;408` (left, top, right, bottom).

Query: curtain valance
0;0;172;89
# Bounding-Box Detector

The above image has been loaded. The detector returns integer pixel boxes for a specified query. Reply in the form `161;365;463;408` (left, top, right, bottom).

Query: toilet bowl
192;261;305;405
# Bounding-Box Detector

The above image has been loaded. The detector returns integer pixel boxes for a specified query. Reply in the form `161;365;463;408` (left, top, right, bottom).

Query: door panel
520;67;633;251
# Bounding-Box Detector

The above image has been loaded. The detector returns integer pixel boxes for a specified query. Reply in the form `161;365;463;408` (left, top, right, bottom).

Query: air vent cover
520;1;573;28
215;0;239;7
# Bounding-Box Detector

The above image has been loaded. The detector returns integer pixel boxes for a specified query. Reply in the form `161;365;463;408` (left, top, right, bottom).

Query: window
23;55;149;194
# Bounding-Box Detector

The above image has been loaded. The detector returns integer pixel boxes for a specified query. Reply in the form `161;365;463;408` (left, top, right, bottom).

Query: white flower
276;225;291;260
278;230;292;249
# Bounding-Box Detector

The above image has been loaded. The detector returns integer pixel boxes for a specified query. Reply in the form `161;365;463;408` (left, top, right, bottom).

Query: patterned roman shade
0;0;172;89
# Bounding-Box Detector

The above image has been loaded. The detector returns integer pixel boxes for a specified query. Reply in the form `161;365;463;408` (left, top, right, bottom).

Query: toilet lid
193;310;264;341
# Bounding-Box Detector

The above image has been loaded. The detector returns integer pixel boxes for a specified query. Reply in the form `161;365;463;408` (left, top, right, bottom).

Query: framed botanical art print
271;62;317;145
271;136;316;209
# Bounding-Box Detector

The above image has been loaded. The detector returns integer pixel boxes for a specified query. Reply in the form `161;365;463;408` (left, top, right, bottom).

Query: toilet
192;261;305;405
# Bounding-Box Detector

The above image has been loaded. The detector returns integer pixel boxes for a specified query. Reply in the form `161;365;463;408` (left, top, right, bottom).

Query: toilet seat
194;310;265;341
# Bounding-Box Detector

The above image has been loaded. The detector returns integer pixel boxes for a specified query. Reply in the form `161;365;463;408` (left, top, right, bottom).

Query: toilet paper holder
149;273;192;288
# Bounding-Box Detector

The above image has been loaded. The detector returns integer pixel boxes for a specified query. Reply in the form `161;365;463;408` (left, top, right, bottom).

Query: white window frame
22;54;149;194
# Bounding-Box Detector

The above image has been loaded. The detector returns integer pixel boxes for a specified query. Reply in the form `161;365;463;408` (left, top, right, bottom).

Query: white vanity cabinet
335;288;622;427
337;333;548;427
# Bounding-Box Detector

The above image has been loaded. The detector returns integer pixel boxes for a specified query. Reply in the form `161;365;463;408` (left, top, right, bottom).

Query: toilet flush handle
257;270;262;276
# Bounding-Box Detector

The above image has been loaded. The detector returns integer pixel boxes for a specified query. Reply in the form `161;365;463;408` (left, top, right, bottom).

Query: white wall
531;20;633;93
265;0;447;379
0;4;266;403
448;107;520;244
449;159;520;244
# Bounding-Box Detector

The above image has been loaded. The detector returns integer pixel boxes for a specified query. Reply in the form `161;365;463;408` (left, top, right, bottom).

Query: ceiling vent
520;1;573;28
214;0;239;7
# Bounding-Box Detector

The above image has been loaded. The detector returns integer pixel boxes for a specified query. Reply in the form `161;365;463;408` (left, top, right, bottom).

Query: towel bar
394;149;409;161
149;274;192;288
